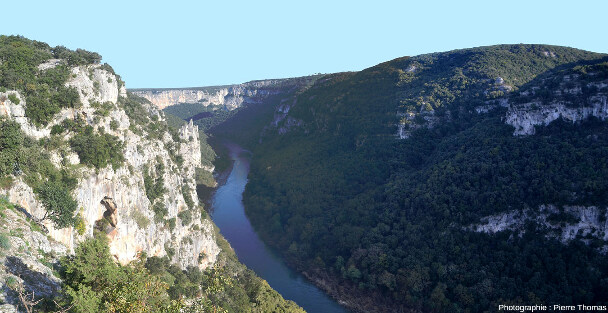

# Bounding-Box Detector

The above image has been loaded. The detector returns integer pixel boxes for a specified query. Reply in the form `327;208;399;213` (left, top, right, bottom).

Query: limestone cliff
505;71;608;135
469;205;608;252
130;76;320;111
0;62;219;270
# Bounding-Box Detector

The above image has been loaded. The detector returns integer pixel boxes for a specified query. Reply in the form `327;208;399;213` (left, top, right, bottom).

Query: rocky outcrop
469;205;608;250
0;61;220;271
504;69;608;135
267;98;306;136
0;64;127;140
130;76;319;110
505;95;608;135
66;65;121;106
101;196;119;227
0;201;67;310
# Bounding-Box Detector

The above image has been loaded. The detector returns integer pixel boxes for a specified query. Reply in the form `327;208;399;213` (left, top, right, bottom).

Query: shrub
74;213;86;236
177;210;192;226
181;185;194;210
145;256;170;275
35;181;77;229
166;217;176;232
164;243;175;259
52;46;101;66
69;126;124;169
152;202;168;223
7;93;19;104
144;162;166;203
130;209;150;229
50;124;65;135
0;233;10;250
0;118;24;177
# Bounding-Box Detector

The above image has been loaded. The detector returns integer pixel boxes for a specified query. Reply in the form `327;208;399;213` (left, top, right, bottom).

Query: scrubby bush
60;234;179;312
69;125;124;169
152;202;168;223
166;218;176;232
0;118;24;177
50;124;65;135
35;181;77;229
144;161;166;203
0;233;10;250
7;93;19;104
177;210;192;226
164;243;175;259
74;213;86;236
130;209;150;229
181;185;194;209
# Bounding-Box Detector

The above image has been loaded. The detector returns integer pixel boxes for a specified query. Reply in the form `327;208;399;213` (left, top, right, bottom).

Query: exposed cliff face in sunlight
0;62;219;270
131;77;319;110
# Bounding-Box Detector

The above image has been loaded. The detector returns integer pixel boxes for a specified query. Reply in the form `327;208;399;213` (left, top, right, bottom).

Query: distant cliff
130;76;321;111
504;61;608;135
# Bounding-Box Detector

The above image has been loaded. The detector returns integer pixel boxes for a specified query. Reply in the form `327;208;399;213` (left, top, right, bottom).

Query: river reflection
210;142;350;313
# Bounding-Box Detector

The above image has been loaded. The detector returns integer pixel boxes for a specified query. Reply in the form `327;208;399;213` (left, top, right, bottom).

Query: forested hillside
214;45;608;312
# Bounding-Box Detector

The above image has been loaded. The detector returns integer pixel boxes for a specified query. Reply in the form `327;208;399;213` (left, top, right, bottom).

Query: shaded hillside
214;45;608;312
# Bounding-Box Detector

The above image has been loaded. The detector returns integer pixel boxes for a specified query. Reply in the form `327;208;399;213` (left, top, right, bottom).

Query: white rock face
505;96;608;135
504;72;608;135
131;78;305;110
395;111;439;139
469;205;608;248
37;58;62;71
0;64;128;140
0;62;219;270
66;65;120;106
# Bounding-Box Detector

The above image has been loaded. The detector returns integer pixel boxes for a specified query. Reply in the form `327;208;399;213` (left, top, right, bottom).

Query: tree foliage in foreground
60;234;180;312
57;233;303;313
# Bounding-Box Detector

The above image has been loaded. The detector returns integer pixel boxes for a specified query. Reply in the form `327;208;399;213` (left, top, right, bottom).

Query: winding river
210;142;350;313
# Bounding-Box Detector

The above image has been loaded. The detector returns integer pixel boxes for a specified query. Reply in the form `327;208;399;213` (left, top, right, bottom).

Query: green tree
69;126;124;169
61;234;179;312
35;181;77;228
0;118;24;176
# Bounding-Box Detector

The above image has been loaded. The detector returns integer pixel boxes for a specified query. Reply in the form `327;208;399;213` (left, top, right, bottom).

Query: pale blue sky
2;0;606;88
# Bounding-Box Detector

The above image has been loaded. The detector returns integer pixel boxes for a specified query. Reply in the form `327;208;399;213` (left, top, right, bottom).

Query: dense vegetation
57;232;297;313
54;224;304;313
0;117;79;226
59;234;182;312
0;35;107;126
69;125;124;169
214;45;608;312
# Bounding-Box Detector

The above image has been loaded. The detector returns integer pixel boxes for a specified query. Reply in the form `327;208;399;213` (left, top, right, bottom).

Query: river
210;142;350;313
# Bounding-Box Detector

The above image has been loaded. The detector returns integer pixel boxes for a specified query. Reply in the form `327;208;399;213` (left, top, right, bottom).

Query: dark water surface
210;143;350;313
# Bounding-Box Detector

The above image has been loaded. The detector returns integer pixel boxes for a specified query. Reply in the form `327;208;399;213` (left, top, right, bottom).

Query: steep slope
0;39;218;270
0;35;303;313
216;45;608;312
